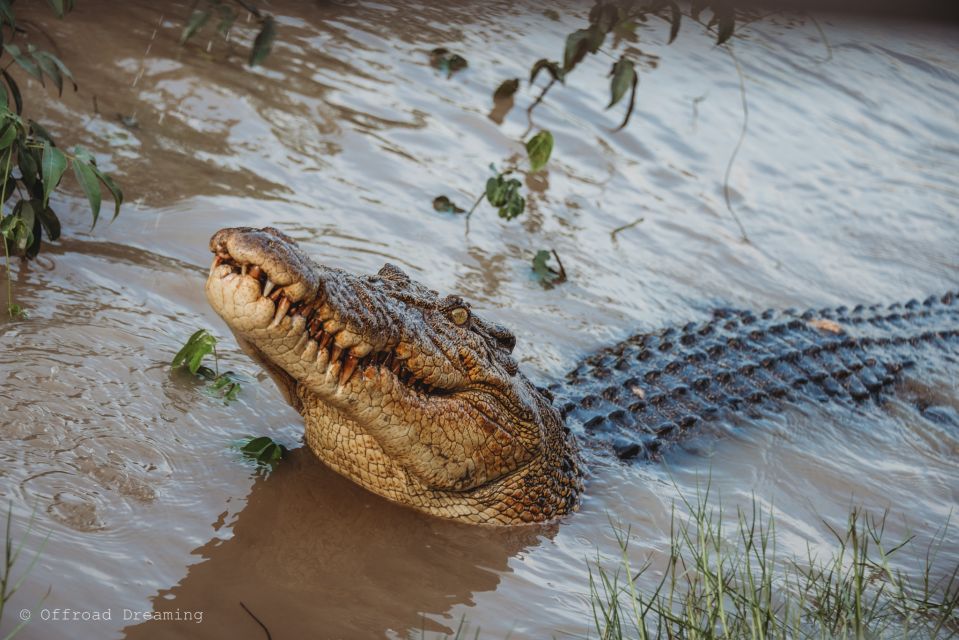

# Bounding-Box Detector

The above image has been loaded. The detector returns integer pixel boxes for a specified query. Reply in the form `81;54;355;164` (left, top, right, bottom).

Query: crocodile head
205;227;581;524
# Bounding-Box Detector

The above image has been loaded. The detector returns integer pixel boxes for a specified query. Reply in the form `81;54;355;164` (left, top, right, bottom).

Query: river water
1;1;957;638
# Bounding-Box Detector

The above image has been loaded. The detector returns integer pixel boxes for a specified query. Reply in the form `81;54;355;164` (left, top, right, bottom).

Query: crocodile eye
450;307;469;326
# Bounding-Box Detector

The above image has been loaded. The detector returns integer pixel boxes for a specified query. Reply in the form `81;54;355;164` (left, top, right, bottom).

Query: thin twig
610;216;644;241
550;249;567;284
722;46;750;243
240;601;272;640
807;13;833;63
523;77;556;138
463;191;485;236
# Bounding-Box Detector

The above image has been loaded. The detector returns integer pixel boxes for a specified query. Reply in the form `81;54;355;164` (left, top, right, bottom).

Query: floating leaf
209;370;243;402
71;157;101;228
493;78;519;100
40;140;67;208
179;8;211;44
608;56;636;108
172;329;218;375
525;130;554;172
430;48;468;78
531;249;567;288
239;435;286;470
432;195;465;214
249;15;276;67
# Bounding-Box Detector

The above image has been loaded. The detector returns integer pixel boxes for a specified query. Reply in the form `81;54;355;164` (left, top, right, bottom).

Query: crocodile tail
551;291;959;461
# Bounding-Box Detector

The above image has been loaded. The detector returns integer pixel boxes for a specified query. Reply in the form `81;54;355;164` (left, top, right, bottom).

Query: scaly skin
206;227;959;525
206;227;581;525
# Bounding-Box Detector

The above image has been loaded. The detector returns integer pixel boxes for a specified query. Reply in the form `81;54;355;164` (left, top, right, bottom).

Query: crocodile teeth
339;355;359;386
248;265;262;280
263;278;275;297
269;297;290;328
241;264;247;277
318;332;333;350
331;345;343;365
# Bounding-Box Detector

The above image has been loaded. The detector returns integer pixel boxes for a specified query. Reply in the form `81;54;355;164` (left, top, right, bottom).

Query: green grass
0;503;48;640
588;485;959;640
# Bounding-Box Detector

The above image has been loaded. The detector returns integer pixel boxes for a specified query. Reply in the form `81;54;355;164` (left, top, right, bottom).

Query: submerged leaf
239;435;287;469
432;195;465;214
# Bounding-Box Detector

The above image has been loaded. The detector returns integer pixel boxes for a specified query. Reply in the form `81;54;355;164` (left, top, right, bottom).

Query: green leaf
500;192;525;220
31;50;62;95
0;120;15;150
28;119;55;142
172;329;218;375
525;130;554;172
238;435;286;469
2;70;22;114
248;15;276;67
91;166;123;220
17;142;38;192
10;199;35;252
432;195;464;214
72;158;102;228
47;0;66;18
3;44;42;81
36;204;60;241
41;140;67;208
563;29;591;72
608;57;636;108
34;51;76;92
0;1;15;28
493;78;519;100
179;8;211;44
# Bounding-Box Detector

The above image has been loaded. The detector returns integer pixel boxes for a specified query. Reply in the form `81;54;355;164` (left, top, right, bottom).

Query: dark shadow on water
121;448;552;640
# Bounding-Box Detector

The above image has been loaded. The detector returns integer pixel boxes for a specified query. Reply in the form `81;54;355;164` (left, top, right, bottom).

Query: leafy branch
171;329;244;402
179;0;276;67
0;3;124;317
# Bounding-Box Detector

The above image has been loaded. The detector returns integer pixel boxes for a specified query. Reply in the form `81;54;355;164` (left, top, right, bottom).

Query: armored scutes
206;226;959;525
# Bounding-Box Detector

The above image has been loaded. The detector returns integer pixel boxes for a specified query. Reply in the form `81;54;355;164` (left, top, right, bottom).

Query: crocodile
205;226;959;525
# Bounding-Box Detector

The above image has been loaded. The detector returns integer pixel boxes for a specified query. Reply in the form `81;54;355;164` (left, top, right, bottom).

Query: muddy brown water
1;1;957;638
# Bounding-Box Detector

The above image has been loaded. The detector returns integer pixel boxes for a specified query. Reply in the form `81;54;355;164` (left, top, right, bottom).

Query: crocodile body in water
205;227;959;525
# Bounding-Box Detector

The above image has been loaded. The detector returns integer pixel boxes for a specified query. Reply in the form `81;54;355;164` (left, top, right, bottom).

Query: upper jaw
209;227;320;304
205;227;466;396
